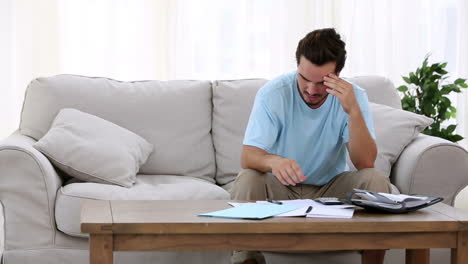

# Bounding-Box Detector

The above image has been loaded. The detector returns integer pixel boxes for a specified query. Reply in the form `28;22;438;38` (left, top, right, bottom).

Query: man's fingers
324;80;344;92
285;167;300;184
326;88;342;98
273;159;307;186
276;169;295;186
282;168;297;185
274;170;288;185
292;162;307;181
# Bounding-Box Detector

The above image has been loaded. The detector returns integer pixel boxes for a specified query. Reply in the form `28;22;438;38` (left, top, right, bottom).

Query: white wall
0;0;14;138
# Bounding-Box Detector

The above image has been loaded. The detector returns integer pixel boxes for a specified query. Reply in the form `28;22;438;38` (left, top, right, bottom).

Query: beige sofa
0;74;467;264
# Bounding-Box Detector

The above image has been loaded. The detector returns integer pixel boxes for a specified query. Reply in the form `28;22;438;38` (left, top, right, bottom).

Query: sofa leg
362;250;386;264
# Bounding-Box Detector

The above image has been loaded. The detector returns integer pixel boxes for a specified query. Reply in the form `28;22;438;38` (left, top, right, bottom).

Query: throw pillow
33;108;154;187
347;103;433;176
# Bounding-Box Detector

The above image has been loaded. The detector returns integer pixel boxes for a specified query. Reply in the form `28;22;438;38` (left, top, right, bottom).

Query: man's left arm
323;73;377;170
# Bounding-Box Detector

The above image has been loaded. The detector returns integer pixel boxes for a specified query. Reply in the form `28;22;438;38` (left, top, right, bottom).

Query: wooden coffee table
81;200;468;264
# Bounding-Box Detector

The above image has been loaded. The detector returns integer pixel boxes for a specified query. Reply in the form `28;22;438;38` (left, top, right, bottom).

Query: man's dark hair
295;28;347;73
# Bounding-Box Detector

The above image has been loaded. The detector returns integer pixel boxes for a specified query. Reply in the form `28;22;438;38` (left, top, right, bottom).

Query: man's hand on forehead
323;73;360;115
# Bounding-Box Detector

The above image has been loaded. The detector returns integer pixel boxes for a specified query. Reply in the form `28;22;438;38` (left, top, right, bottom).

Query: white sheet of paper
256;199;355;217
377;193;427;202
230;200;355;218
306;206;354;218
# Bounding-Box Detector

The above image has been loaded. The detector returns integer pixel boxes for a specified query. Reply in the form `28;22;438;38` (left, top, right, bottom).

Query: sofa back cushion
20;75;215;182
212;75;402;185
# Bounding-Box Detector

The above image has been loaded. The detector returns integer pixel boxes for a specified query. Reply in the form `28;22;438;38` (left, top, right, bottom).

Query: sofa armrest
391;134;468;205
0;131;63;249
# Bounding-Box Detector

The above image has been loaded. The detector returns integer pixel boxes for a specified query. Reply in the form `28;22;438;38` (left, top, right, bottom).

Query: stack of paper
199;203;302;219
199;199;355;219
256;199;355;219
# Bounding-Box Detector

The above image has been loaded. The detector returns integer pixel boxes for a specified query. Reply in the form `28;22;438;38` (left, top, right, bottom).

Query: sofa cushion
55;175;230;237
347;103;433;176
212;76;409;185
349;76;402;109
212;79;268;185
20;75;216;182
33;108;153;187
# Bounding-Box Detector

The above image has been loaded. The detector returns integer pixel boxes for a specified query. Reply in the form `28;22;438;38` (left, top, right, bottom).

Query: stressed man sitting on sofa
230;28;391;264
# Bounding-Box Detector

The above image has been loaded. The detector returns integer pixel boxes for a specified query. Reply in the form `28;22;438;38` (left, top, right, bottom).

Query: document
240;199;355;218
224;199;356;218
307;206;354;218
199;203;302;219
257;199;354;218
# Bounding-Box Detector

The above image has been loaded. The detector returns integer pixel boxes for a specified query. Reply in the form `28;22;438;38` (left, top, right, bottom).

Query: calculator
315;197;344;205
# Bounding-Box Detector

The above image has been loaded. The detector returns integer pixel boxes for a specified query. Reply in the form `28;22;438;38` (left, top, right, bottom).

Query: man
230;28;391;264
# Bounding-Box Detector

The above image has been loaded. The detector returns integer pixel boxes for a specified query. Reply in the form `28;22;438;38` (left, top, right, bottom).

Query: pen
267;199;282;205
305;206;313;213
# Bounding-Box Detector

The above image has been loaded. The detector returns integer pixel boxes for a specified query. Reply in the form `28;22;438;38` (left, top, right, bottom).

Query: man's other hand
323;73;360;115
271;158;307;186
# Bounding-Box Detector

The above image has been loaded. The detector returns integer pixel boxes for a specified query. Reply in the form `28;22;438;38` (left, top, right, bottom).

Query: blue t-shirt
243;71;375;186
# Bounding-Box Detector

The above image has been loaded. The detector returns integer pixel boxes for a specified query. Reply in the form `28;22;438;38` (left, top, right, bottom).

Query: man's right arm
241;145;307;186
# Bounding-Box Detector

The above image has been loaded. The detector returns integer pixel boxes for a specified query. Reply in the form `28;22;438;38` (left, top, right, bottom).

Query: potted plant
397;55;467;142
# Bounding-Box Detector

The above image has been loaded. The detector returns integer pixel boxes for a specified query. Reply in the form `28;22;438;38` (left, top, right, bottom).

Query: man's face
297;56;338;109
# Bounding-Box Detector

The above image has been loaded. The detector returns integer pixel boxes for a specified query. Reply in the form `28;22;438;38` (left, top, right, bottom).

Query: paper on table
306;206;354;219
256;199;355;217
199;203;302;219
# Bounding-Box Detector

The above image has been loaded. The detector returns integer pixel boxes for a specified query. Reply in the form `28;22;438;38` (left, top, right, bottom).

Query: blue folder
199;203;301;219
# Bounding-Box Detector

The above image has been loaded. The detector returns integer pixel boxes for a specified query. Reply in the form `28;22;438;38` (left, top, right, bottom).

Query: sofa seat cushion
55;175;230;237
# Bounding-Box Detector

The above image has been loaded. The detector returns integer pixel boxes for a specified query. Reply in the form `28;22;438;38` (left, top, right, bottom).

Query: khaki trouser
229;168;392;264
231;168;391;201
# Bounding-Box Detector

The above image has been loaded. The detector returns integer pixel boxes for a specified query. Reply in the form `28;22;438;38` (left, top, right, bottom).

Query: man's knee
235;169;266;186
355;168;391;192
355;168;383;180
230;169;267;200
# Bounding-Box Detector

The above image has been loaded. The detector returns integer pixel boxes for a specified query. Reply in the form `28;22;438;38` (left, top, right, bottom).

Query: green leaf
423;104;434;116
422;57;429;68
455;78;466;85
397;85;408;92
409;72;418;84
446;124;457;134
435;68;448;75
440;85;452;95
441;97;451;105
451;135;464;142
403;76;411;84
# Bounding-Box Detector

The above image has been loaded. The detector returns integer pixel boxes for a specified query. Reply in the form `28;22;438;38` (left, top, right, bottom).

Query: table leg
406;249;429;264
90;234;113;264
451;231;468;264
362;250;385;264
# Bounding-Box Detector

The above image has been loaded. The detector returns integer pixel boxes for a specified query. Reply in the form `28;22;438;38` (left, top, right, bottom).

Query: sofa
0;74;467;264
